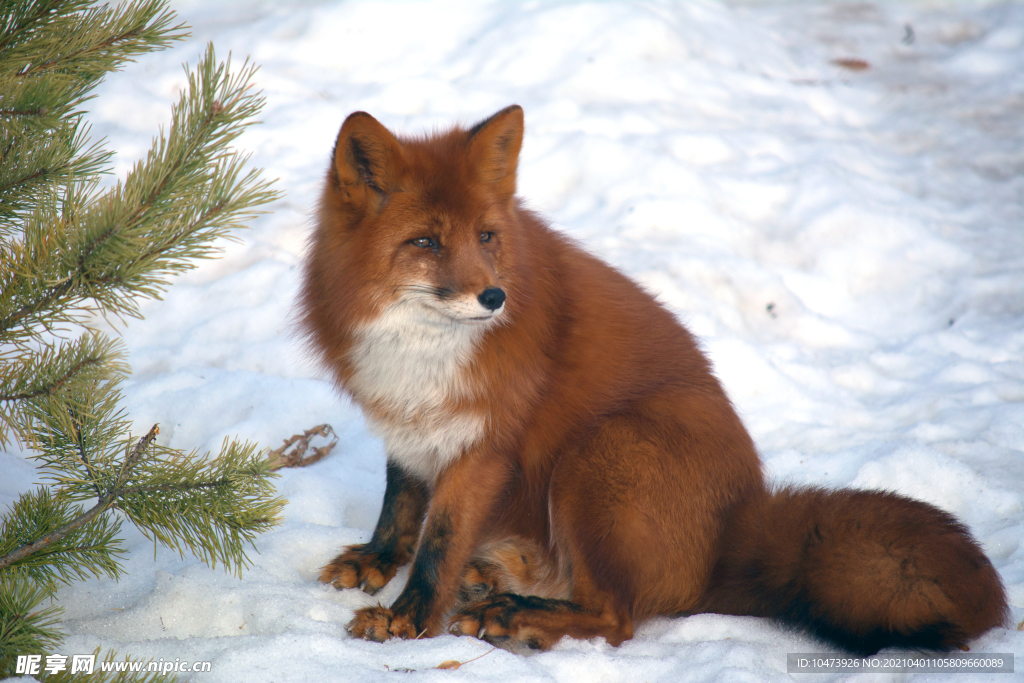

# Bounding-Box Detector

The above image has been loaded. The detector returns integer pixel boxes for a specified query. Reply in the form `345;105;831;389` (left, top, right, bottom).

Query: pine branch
1;425;285;582
0;351;105;402
11;346;128;485
0;426;156;575
0;0;186;84
0;335;128;454
0;488;125;588
116;439;285;577
0;1;90;54
0;74;82;133
0;2;285;675
0;119;109;230
14;2;185;81
0;569;65;672
0;332;123;402
0;494;113;572
72;45;279;316
0;44;280;339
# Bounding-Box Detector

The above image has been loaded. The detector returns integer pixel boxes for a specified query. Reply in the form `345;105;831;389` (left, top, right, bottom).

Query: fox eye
410;237;436;249
480;231;494;243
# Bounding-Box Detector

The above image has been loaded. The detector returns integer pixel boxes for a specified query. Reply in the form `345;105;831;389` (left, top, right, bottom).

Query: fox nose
478;287;506;311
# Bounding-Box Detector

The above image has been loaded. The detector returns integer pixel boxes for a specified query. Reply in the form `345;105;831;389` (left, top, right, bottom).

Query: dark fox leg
347;450;511;641
319;460;428;594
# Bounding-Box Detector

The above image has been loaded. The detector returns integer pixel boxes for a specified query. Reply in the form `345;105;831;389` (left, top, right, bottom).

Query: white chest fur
346;302;487;482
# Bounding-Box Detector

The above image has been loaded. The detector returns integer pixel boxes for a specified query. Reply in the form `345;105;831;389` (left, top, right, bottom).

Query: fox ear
333;111;403;205
468;105;524;197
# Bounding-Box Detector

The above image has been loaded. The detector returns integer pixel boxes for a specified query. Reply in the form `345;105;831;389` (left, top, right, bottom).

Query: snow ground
3;1;1023;681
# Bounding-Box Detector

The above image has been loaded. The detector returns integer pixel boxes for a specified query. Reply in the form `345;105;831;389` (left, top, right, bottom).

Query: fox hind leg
449;475;642;649
449;537;625;650
454;537;570;611
450;405;756;650
450;593;631;650
449;548;633;649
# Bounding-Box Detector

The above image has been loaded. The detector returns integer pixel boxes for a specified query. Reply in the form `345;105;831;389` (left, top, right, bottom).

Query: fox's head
307;106;526;337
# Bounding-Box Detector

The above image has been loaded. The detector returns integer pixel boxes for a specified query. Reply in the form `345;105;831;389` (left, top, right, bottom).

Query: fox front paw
348;605;419;641
319;544;398;595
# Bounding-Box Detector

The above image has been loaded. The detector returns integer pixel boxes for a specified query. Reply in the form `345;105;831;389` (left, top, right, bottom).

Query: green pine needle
0;488;126;588
0;568;65;672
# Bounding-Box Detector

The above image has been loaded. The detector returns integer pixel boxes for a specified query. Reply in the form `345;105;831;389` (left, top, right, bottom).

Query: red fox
300;105;1008;654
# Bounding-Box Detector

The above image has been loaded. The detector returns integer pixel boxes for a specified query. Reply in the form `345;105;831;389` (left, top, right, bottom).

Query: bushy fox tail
700;487;1009;655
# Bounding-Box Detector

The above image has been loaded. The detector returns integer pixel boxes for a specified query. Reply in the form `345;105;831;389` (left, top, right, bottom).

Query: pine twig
0;424;158;571
0;354;104;403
